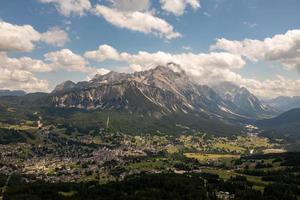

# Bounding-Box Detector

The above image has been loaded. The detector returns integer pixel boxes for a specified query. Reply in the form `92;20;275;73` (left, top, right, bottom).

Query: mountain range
212;81;276;119
0;89;26;97
1;64;296;136
51;65;276;120
257;108;300;140
265;96;300;112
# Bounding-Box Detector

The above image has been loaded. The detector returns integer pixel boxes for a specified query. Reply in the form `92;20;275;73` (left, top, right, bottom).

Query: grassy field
166;145;179;154
128;159;168;170
184;153;240;161
263;148;287;154
201;167;269;189
0;122;37;131
213;142;245;152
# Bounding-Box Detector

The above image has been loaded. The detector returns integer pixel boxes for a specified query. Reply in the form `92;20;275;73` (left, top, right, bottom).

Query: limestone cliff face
51;65;274;120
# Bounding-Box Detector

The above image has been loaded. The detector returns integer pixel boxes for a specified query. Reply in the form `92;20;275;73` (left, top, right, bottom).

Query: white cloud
0;21;40;52
221;72;300;98
109;0;150;12
43;49;108;78
39;0;91;17
86;68;110;80
84;45;246;87
0;49;107;92
84;44;121;61
129;63;143;71
92;5;181;39
44;49;89;72
0;68;49;92
84;44;300;97
160;0;200;16
39;0;181;40
85;44;245;72
0;52;52;73
212;29;300;72
0;53;49;92
0;21;70;52
40;27;70;47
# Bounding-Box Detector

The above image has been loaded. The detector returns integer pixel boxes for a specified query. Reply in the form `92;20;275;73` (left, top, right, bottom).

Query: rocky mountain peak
137;65;185;78
91;71;129;85
52;80;76;93
50;65;276;120
212;81;277;118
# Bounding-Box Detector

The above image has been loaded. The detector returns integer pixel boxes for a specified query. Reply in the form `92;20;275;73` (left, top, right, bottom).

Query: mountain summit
213;82;277;119
53;66;221;115
0;65;278;135
51;66;275;121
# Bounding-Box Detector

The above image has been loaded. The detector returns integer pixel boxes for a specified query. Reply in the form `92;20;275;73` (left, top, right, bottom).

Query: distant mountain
52;80;77;93
257;108;300;140
266;96;300;112
0;65;279;136
0;92;49;107
46;65;252;135
51;65;258;120
212;82;277;119
0;89;26;97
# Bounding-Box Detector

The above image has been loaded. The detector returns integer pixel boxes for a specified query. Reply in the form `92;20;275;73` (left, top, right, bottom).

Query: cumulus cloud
0;21;40;52
39;0;91;17
84;44;245;72
220;72;300;98
84;44;246;83
0;21;70;52
0;68;49;92
84;44;121;62
0;21;99;92
40;27;70;47
0;52;52;73
109;0;150;12
212;29;300;72
0;53;50;92
160;0;201;16
44;49;89;72
92;5;181;39
129;63;143;71
43;49;109;77
0;49;96;75
86;68;110;80
84;44;300;97
38;0;181;40
0;49;107;92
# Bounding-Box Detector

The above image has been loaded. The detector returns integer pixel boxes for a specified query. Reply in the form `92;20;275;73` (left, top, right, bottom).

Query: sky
0;0;300;98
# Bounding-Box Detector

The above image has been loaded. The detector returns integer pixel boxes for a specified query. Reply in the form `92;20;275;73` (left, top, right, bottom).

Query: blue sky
0;0;300;97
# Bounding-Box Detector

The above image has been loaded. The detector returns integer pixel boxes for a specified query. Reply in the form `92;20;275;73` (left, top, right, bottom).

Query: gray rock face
266;96;300;112
51;65;274;120
213;81;277;119
52;81;77;93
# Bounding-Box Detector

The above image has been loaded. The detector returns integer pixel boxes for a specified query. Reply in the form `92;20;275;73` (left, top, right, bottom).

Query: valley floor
0;122;299;199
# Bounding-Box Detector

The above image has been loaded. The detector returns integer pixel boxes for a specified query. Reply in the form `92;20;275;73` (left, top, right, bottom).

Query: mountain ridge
51;66;278;121
257;108;300;140
212;81;277;119
51;66;251;121
0;65;280;136
0;89;26;97
265;96;300;112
